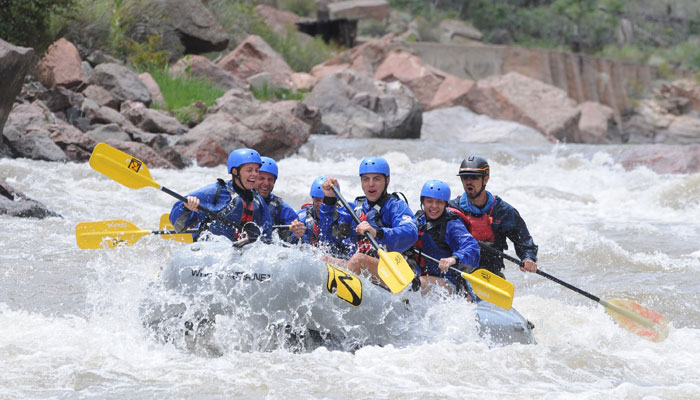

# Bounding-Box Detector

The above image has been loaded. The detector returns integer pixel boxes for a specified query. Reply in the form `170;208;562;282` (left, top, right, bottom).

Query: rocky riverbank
2;2;700;217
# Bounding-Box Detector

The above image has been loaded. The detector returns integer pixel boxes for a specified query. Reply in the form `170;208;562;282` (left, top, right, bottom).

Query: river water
1;134;699;399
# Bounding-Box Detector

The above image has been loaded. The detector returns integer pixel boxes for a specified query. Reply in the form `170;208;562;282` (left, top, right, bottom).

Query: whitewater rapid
1;135;699;399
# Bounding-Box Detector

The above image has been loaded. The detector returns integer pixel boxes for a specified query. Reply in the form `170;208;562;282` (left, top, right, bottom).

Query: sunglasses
460;175;483;181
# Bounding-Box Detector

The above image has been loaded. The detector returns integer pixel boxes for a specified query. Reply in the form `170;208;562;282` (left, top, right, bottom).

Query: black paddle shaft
413;249;477;274
160;186;261;239
478;241;601;303
330;185;382;250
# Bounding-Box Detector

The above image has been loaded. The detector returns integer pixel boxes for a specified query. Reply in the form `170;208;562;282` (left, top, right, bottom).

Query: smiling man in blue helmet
408;179;480;296
297;176;354;257
255;156;306;242
448;155;538;278
319;157;418;284
170;148;272;242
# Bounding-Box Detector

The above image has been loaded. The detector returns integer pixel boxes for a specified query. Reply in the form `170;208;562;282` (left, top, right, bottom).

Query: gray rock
88;63;152;106
0;39;35;156
0;179;60;219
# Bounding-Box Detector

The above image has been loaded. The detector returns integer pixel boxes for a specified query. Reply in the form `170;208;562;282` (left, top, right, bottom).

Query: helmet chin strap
467;177;486;200
232;169;244;189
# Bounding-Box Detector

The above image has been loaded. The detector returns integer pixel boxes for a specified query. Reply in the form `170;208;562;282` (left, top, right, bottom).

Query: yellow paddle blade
376;250;415;293
603;298;670;342
89;142;160;190
76;220;149;249
461;269;514;310
160;213;174;230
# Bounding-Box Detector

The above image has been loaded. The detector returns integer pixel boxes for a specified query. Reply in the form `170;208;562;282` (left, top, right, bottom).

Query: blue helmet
227;148;262;173
259;156;278;179
359;156;390;177
310;176;339;198
420;180;451;202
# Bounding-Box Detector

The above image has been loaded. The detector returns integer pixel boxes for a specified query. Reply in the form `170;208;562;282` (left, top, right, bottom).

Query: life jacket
302;202;348;245
266;195;285;225
448;197;497;243
353;192;407;255
412;209;460;275
301;203;321;245
197;179;258;240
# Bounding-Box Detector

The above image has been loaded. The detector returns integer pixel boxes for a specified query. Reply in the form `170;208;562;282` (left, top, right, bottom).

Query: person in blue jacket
409;180;480;296
170;148;272;243
255;156;305;242
448;155;538;277
319;157;418;283
297;176;354;257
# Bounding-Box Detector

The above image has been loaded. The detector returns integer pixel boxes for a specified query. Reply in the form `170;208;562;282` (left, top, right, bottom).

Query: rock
175;88;312;166
37;86;84;113
138;72;166;108
3;126;68;161
664;115;700;144
291;72;315;91
88;63;152;106
129;129;191;169
427;75;475;111
466;72;580;142
217;35;295;90
81;98;129;126
0;39;34;157
255;5;299;35
303;69;422;138
170;55;246;90
105;140;176;169
422;106;551;145
86;124;131;143
37;38;86;89
0;180;60;218
374;49;447;110
438;19;483;43
311;33;403;82
328;0;390;20
82;85;119;109
47;122;96;162
614;144;700;174
578;101;620;144
120;100;188;135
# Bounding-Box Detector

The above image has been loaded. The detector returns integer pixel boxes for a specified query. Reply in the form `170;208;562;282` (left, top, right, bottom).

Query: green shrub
0;0;77;50
278;0;315;18
128;34;170;71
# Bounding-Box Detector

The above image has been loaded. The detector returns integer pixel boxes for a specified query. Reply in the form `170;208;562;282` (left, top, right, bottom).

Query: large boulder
175;89;312;166
422;106;551;145
465;72;580;142
125;0;228;60
577;101;620;144
255;5;299;35
36;38;86;89
0;39;34;157
2;102;68;161
88;63;152;106
120;101;188;135
302;69;422;138
217;35;295;90
427;75;475;111
373;49;447;110
170;55;246;90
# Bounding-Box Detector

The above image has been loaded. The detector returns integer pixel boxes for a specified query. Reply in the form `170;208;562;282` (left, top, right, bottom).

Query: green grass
251;83;308;102
146;68;224;111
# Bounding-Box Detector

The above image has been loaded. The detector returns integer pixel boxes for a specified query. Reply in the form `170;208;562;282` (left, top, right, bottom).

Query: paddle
89;143;262;242
161;212;290;231
479;242;669;342
76;219;195;249
329;185;415;294
415;251;514;310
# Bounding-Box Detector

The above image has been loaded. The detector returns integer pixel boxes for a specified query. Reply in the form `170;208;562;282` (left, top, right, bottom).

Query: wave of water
1;136;699;399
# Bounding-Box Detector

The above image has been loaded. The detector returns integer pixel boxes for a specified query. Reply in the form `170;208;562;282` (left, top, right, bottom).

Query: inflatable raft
140;240;535;351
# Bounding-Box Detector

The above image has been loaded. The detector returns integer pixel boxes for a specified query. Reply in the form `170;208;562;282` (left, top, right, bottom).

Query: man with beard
448;155;538;278
256;156;305;242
